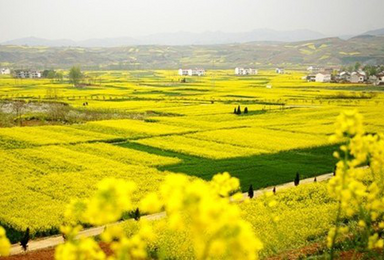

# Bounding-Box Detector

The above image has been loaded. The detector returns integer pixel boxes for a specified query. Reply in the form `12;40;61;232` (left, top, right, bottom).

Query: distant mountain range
3;28;384;48
1;29;327;47
361;28;384;37
1;34;384;69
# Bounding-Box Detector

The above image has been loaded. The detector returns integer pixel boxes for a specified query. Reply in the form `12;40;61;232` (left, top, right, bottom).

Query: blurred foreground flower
57;173;262;259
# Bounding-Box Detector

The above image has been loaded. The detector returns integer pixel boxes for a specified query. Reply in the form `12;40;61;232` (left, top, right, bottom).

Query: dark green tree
244;107;248;113
237;105;241;114
20;227;30;251
55;71;64;82
354;62;361;71
47;70;56;79
42;70;50;78
134;208;141;221
363;65;377;77
294;172;300;186
248;184;254;198
69;66;83;87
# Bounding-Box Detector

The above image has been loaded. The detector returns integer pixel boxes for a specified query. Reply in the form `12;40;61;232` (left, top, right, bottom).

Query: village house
350;71;366;83
306;65;384;85
305;74;316;82
178;68;205;76
235;67;258;75
315;72;332;83
377;73;384;85
275;68;285;74
368;75;379;85
337;71;351;82
1;68;11;75
14;70;42;79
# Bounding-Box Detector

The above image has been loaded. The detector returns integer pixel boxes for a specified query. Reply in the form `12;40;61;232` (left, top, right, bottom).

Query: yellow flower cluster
0;227;10;257
55;236;105;260
102;221;155;259
210;171;240;197
327;110;384;256
57;178;155;260
241;182;338;257
58;173;263;260
66;178;137;226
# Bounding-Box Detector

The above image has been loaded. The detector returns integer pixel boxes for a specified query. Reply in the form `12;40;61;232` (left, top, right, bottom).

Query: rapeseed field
0;70;384;257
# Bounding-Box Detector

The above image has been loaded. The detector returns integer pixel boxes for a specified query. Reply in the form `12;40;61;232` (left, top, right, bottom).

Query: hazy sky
1;0;384;42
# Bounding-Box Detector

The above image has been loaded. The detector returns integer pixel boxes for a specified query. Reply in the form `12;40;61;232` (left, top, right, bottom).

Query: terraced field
1;70;384;242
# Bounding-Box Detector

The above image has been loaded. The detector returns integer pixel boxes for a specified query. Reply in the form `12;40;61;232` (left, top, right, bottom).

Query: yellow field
0;70;384;243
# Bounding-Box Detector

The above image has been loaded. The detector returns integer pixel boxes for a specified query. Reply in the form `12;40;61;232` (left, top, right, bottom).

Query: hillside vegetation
1;36;384;69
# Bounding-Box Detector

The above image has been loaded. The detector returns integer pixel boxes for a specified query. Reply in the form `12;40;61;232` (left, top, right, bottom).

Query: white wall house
14;70;42;79
30;71;42;78
275;68;285;74
235;67;258;75
350;71;366;83
338;71;351;82
377;73;384;85
1;68;11;75
178;68;205;76
315;73;331;83
306;74;316;82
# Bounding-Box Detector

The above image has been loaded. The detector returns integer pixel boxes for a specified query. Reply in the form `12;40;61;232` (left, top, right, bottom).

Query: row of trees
247;172;320;198
233;105;249;115
40;66;84;86
41;70;64;82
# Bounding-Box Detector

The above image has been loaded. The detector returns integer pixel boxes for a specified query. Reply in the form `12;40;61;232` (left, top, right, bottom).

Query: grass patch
117;142;338;191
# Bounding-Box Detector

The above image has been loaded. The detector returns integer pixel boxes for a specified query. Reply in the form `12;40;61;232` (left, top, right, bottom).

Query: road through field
9;171;337;255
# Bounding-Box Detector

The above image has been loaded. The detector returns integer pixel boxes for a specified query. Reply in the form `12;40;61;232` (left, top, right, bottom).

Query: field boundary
9;171;336;256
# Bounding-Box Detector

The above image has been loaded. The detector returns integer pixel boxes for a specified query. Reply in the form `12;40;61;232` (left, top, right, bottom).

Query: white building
30;71;42;78
235;67;258;75
305;74;316;82
275;68;285;74
0;68;11;75
178;68;205;76
315;73;331;83
376;73;384;85
338;71;351;82
350;71;366;83
14;70;42;79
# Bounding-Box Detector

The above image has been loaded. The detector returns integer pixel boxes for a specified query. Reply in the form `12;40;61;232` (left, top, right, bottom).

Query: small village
177;66;384;86
2;66;384;86
305;65;384;85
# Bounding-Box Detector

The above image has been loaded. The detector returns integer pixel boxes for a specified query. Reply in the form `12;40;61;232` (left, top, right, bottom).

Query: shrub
237;105;241;115
294;173;300;186
248;184;254;198
20;228;30;251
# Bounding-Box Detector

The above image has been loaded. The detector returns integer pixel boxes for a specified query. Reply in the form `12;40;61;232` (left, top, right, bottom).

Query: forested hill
1;36;384;70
